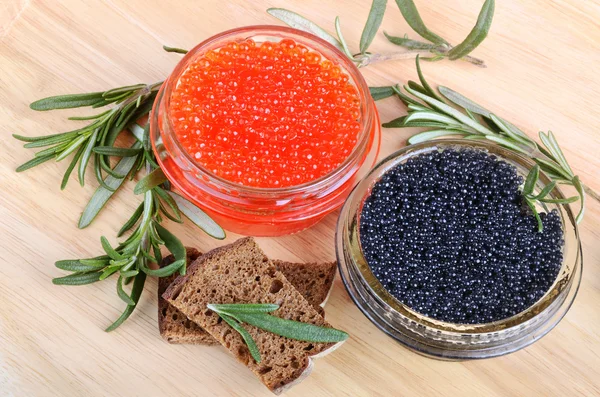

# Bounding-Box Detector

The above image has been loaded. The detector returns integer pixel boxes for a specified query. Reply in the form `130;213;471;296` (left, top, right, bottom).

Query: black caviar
359;149;564;324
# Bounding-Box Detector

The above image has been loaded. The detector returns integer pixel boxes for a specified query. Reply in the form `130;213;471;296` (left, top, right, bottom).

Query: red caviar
169;38;362;188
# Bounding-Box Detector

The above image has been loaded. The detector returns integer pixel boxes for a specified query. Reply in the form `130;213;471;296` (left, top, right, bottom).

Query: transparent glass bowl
336;140;582;360
151;25;381;236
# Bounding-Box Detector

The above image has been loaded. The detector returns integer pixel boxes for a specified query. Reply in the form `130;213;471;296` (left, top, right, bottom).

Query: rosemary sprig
268;0;494;68
14;47;225;330
383;0;494;67
374;57;595;230
14;82;161;192
208;303;349;363
52;123;225;330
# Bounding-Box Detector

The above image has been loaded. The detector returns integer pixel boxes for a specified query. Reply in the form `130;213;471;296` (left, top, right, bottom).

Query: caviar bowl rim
152;24;375;195
336;139;582;358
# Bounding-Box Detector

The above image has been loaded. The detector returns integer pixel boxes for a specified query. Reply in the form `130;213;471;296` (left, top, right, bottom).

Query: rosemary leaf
540;196;579;204
533;181;557;200
415;55;442;100
80;258;110;266
93;153;115;192
485;135;530;155
392;85;422;106
572;176;586;223
523;165;540;196
30;92;105;111
227;312;349;343
105;271;146;332
490;114;535;147
447;0;495;60
438;86;491;116
525;198;543;232
360;0;388;54
117;276;135;306
154;187;182;222
393;0;448;45
533;158;573;182
220;314;262;363
79;142;142;228
23;132;80;148
142;258;185;277
55;260;105;272
52;271;103;286
267;8;344;52
129;123;145;143
404;121;449;128
92;146;142;157
335;17;354;59
16;154;55;172
133;167;168;195
78;129;98;186
103;84;146;98
381;116;407;128
541;131;574;177
100;236;124;261
369;86;395;101
168;191;226;239
405;111;463;126
404;86;495;135
91;98;112;108
118;202;144;237
120;269;139;278
13;132;72;143
56;134;88;161
99;265;121;281
38;144;70;158
407;103;430;112
142;124;151;153
61;144;86;190
153;245;163;267
408;129;469;144
154;222;186;273
383;32;437;49
68;110;111;121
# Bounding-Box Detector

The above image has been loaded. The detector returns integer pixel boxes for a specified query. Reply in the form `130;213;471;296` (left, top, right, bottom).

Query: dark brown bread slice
158;251;336;345
162;238;344;394
271;259;336;310
158;248;219;345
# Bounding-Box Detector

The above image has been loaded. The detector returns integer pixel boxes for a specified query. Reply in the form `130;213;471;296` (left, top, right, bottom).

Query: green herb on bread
208;303;349;362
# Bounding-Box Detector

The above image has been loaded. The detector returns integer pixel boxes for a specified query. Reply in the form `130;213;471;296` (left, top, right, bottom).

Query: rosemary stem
358;49;486;68
118;82;163;109
139;163;154;260
358;50;432;67
457;54;487;68
583;184;600;203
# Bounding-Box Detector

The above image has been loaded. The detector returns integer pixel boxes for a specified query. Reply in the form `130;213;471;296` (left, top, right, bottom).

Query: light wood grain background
1;0;600;396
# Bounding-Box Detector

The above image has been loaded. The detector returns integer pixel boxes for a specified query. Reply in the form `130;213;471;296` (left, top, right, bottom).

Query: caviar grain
360;149;564;324
169;38;361;188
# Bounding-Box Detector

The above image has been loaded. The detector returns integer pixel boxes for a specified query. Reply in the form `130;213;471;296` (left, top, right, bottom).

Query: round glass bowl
336;140;582;360
151;25;380;236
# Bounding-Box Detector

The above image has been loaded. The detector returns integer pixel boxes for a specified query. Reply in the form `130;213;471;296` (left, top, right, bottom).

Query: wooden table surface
1;0;600;395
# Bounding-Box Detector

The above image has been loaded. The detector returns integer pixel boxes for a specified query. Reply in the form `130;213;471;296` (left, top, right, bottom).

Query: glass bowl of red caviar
336;140;582;360
151;25;380;236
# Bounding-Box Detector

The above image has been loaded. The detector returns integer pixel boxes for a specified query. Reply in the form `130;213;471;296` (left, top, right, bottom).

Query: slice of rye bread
162;238;345;394
158;250;336;345
158;248;219;345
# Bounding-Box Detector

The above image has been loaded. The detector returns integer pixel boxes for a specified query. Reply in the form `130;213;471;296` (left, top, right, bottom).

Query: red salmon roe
169;38;362;188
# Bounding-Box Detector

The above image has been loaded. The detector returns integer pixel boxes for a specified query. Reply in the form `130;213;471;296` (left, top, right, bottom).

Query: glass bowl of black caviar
336;139;582;360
